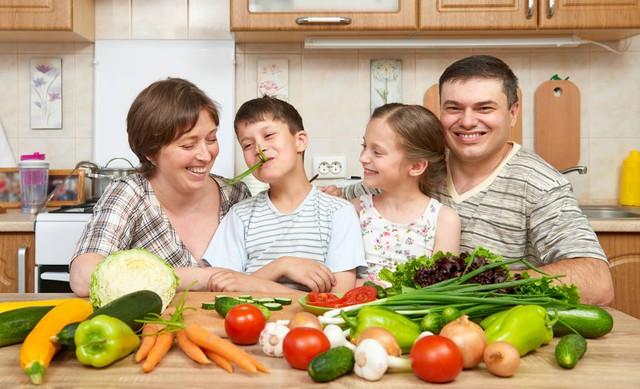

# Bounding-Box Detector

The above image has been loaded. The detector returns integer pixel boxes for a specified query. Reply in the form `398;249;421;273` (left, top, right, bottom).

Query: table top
1;292;639;388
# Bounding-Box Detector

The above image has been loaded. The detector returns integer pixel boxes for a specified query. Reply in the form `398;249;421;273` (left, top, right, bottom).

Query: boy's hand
279;256;336;292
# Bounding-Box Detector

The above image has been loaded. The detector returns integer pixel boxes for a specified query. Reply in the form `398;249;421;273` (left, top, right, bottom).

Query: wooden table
1;292;639;388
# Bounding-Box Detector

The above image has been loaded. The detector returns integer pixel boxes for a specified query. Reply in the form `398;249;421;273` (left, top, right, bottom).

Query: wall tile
588;138;640;202
0;54;19;138
589;51;640;139
131;0;188;39
188;0;231;39
74;137;94;164
566;137;590;201
96;0;131;39
75;55;94;138
18;137;77;168
357;51;417;105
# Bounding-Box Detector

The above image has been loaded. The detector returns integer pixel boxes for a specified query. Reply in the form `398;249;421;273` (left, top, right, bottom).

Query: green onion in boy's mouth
223;148;268;185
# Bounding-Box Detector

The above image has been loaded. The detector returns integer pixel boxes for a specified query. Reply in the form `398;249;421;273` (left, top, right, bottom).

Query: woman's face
153;109;219;193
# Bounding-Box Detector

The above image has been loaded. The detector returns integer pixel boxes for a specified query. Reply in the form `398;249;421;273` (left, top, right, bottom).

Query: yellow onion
355;327;402;357
440;315;487;368
288;312;322;330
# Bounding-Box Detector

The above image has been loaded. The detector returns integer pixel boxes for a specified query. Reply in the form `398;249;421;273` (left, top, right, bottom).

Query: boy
203;96;365;292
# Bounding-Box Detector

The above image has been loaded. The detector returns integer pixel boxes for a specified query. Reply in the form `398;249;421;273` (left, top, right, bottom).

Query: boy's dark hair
371;103;446;196
127;77;219;177
234;96;304;135
439;55;519;108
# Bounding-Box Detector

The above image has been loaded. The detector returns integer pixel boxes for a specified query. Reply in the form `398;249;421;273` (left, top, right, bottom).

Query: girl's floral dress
358;194;442;281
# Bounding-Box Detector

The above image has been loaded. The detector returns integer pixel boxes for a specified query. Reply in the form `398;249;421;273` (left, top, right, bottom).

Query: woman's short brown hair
127;78;220;177
371;103;446;196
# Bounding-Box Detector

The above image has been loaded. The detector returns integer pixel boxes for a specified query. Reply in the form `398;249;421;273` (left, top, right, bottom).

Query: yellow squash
0;298;70;314
19;299;93;385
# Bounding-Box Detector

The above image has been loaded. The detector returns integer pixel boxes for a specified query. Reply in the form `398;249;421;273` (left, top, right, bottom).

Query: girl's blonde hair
371;103;446;196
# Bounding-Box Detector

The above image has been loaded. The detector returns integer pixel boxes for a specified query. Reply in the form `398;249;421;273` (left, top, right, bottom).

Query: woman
69;78;250;295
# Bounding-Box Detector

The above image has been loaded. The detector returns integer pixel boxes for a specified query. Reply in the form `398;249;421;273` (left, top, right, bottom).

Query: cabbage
89;248;179;311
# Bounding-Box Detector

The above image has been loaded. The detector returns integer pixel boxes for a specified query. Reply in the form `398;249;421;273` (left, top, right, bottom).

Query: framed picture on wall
0;168;21;208
47;169;85;207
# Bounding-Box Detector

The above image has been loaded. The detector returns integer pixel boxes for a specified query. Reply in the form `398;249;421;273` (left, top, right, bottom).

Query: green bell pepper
480;305;554;356
341;306;421;353
74;315;141;368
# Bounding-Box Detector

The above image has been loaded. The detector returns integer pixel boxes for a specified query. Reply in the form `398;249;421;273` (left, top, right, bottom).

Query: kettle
76;158;137;201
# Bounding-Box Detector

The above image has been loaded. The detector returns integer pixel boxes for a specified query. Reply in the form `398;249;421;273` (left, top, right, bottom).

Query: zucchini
0;306;54;347
555;334;587;369
549;304;614;338
53;290;162;350
274;297;292;305
308;346;355;382
0;298;69;314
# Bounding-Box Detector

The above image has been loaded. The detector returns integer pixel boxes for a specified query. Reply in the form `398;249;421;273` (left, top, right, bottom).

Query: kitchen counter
588;219;640;232
0;209;36;232
1;292;639;388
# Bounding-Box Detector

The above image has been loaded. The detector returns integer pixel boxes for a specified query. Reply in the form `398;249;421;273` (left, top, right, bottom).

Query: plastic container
619;150;640;206
18;152;49;214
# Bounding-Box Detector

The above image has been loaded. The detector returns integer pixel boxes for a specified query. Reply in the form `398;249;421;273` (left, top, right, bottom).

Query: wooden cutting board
534;80;580;170
423;84;523;144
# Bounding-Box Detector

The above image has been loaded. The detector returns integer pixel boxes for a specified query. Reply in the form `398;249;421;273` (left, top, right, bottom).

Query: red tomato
307;292;340;304
224;304;266;345
282;327;330;370
410;335;463;383
340;286;378;305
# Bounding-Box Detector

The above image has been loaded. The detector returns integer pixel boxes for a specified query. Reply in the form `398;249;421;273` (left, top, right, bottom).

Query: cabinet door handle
17;246;27;293
296;16;352;25
548;0;556;18
527;0;534;19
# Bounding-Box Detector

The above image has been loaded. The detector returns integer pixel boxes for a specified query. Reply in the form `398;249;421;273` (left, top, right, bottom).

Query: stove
34;203;94;292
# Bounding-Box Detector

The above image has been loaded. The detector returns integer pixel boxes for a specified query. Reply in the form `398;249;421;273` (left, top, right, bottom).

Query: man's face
439;78;518;166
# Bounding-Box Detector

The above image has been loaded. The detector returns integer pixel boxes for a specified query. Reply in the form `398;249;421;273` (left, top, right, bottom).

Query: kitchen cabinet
419;0;640;39
0;232;34;293
0;0;94;42
231;0;418;40
597;232;640;319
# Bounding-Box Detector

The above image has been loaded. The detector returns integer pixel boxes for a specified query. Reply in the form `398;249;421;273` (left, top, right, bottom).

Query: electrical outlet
313;156;346;179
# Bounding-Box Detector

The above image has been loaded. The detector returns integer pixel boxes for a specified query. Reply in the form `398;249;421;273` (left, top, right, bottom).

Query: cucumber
213;296;270;320
253;298;275;303
201;302;216;310
263;302;282;311
549;304;614;338
0;306;54;347
274;297;292;305
53;290;163;350
308;346;355;382
238;295;252;300
555;334;587;369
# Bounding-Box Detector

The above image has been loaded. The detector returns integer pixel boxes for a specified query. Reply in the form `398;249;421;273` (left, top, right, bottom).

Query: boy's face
236;117;307;184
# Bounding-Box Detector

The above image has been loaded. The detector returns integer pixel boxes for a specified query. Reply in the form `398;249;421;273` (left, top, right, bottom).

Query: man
332;55;614;306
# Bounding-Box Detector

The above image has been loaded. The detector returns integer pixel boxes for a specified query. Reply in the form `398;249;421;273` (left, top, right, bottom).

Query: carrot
185;324;268;373
141;331;174;373
203;349;234;373
176;330;210;365
135;324;160;363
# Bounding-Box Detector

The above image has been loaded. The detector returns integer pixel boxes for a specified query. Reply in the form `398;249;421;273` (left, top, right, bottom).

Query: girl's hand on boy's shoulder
277;256;336;293
318;185;342;197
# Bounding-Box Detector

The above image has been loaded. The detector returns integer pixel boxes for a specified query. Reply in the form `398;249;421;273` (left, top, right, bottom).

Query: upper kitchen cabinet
420;0;640;40
0;0;95;42
231;0;418;41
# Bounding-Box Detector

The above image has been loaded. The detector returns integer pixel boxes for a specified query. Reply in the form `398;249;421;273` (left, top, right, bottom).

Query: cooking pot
76;158;137;200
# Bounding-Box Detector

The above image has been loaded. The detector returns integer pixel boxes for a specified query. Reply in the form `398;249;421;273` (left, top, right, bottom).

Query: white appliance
34;40;237;292
35;210;92;292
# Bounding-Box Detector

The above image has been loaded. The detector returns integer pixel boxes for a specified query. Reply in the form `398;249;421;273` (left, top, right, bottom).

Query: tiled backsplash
0;1;638;203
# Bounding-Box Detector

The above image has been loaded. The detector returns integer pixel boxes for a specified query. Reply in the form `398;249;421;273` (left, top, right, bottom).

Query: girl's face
152;109;219;193
360;117;415;191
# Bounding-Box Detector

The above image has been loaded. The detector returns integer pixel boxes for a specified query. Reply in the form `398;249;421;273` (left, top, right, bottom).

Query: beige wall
0;0;638;203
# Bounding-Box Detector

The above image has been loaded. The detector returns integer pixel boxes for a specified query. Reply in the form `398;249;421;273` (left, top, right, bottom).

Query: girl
353;103;460;283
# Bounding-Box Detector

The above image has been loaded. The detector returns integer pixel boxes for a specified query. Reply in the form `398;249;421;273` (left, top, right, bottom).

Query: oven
34;204;93;293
